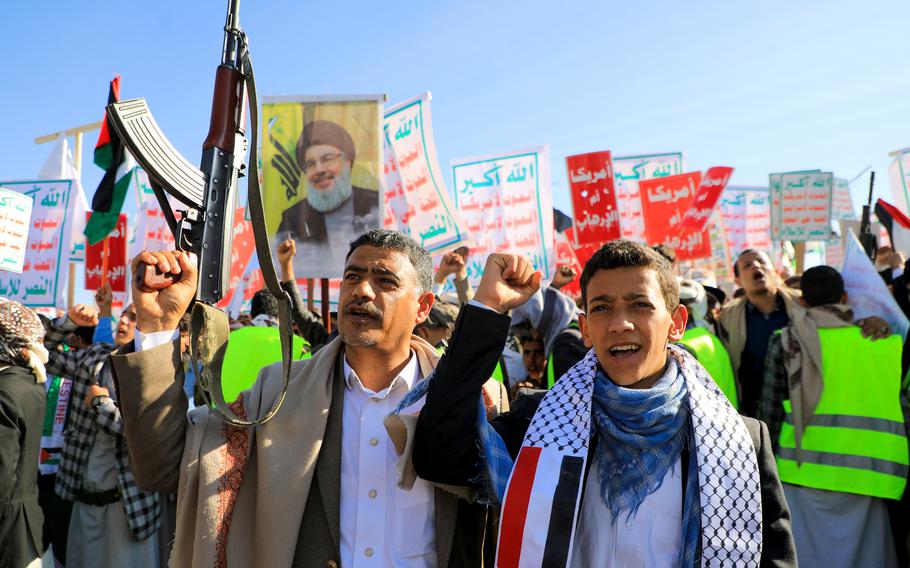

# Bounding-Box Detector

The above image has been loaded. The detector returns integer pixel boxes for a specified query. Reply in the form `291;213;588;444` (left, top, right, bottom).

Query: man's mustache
345;301;383;319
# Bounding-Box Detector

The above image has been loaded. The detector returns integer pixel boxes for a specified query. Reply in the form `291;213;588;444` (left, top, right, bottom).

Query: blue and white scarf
394;346;762;567
591;358;700;566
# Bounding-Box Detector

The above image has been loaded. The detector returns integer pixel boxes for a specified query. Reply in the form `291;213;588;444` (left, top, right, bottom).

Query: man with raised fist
44;301;164;567
109;230;512;568
412;239;796;567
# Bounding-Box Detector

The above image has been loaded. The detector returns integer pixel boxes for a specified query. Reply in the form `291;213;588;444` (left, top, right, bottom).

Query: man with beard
44;303;166;567
276;120;379;272
109;229;508;567
719;249;889;417
410;240;796;566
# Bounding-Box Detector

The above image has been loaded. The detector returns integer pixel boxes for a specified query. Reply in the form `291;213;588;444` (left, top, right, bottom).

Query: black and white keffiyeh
0;297;48;382
493;345;763;567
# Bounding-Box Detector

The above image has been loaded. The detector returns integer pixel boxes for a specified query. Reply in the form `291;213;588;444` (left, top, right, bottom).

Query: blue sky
2;1;909;233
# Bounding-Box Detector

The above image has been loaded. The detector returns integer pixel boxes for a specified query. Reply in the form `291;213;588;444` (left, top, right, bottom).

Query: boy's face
580;266;686;388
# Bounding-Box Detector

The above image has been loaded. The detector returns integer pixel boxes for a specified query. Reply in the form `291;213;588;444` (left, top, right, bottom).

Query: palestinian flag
84;76;136;245
875;198;910;255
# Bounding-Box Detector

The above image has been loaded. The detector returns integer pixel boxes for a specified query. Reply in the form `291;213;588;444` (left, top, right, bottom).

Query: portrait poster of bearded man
262;94;384;278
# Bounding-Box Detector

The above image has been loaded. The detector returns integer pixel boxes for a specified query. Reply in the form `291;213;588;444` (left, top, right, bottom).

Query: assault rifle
106;0;292;427
859;172;877;260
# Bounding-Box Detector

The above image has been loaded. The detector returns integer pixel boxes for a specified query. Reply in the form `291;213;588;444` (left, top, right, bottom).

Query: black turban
296;120;356;169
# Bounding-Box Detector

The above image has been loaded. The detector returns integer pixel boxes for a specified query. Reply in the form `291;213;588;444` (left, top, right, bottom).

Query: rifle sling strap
190;36;294;428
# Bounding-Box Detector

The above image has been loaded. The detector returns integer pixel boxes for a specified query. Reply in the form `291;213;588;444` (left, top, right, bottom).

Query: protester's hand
857;316;891;341
551;265;578;290
68;304;99;327
434;251;466;284
85;384;110;409
889;251;906;270
277;239;296;282
131;250;197;333
474;253;542;314
876;246;893;267
454;246;470;280
95;282;114;318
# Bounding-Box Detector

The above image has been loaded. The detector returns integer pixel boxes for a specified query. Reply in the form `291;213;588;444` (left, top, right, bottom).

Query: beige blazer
112;334;506;567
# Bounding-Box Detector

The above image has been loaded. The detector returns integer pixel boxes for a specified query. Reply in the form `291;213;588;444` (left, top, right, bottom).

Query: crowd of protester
1;231;909;567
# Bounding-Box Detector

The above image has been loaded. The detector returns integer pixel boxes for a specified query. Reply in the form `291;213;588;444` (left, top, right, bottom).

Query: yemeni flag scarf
494;346;763;567
84;75;136;245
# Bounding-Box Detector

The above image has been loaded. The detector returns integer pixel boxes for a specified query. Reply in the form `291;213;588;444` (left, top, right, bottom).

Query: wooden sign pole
320;278;331;333
793;242;806;275
35;121;102;310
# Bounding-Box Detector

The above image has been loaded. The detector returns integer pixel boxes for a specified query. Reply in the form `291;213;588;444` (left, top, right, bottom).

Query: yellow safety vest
777;327;909;500
677;326;739;410
221;326;309;403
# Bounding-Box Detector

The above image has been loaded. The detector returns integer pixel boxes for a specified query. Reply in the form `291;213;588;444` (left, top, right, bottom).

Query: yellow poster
262;95;384;278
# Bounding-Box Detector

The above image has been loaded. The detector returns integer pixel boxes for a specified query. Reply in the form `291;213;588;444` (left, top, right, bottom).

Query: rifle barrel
867;171;875;206
221;0;241;67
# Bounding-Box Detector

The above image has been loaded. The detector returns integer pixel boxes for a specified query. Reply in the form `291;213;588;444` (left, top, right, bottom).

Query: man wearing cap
277;120;379;245
414;301;459;350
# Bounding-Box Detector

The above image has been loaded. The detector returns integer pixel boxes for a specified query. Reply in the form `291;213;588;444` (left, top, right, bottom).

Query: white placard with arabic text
777;172;832;242
383;93;471;253
720;186;772;256
452;147;554;285
842;232;909;341
613;152;684;242
0;180;73;307
0;188;34;273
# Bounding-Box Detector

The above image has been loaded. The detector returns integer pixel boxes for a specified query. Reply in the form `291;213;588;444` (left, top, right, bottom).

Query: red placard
640;172;711;261
215;208;256;309
566;151;620;245
554;231;583;297
85;213;128;292
564;227;602;268
680;166;734;232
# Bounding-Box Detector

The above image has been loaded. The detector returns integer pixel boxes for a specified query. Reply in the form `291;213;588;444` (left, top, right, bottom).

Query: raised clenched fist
68;304;100;327
277;239;296;266
473;253;542;314
131;250;198;333
551;264;578;290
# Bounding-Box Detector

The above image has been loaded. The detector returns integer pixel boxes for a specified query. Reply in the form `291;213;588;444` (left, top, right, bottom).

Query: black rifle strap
190;33;294;428
148;179;180;238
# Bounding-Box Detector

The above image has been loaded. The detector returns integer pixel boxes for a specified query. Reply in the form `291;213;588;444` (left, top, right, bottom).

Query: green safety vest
777;327;909;500
677;326;739;410
221;326;309;403
547;353;555;389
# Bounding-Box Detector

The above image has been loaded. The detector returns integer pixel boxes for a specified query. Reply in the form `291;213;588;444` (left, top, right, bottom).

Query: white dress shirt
340;352;436;567
571;445;683;567
134;328;179;350
134;331;438;567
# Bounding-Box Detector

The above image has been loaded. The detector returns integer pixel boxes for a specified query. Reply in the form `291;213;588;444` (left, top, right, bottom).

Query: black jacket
413;304;797;568
277;186;377;242
0;366;46;568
